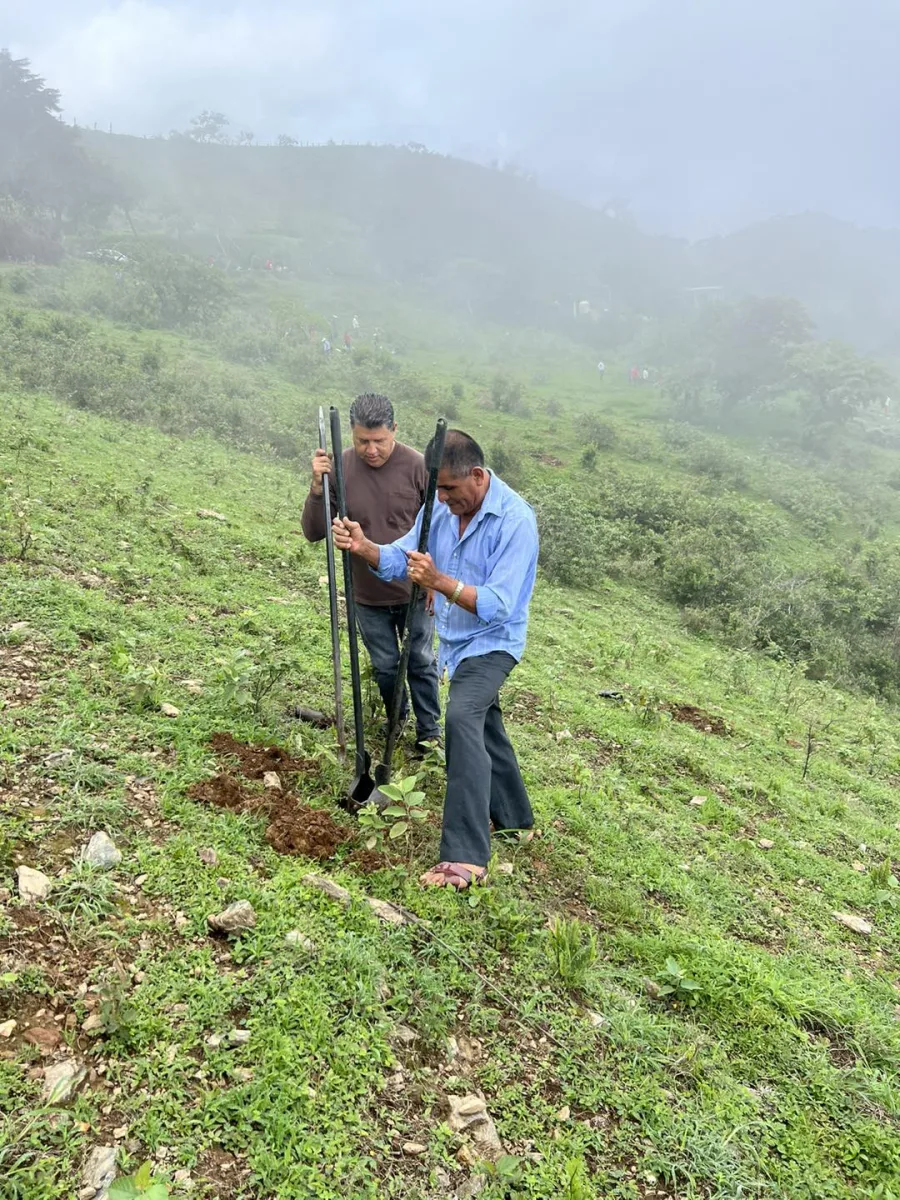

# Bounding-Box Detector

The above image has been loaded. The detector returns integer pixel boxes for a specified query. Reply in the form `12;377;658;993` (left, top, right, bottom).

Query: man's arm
332;506;423;581
299;450;336;543
407;512;538;622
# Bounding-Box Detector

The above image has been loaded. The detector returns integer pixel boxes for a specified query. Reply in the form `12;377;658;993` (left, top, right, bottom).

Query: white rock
262;771;282;791
227;1029;251;1046
45;749;75;768
302;874;351;906
0;1019;16;1037
402;1142;426;1156
159;703;180;718
586;1011;606;1028
196;509;228;522
367;897;408;925
758;839;775;850
82;832;122;870
284;930;317;952
80;1145;117;1197
82;1013;105;1036
43;1058;88;1103
689;795;707;806
207;900;257;934
198;848;218;866
833;911;872;936
16;865;52;902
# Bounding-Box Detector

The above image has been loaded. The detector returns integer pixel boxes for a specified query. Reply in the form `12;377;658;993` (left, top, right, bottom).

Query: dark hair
426;428;485;476
349;393;395;429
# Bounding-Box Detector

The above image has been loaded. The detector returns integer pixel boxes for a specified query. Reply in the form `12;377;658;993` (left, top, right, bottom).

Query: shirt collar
480;471;504;517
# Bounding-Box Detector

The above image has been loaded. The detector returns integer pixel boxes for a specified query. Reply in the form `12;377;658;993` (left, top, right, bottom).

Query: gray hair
426;428;484;476
349;393;395;429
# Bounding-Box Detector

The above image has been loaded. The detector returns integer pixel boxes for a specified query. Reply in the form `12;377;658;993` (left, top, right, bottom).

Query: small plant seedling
547;916;598;991
109;1161;170;1199
358;773;428;857
656;957;704;1007
870;859;899;907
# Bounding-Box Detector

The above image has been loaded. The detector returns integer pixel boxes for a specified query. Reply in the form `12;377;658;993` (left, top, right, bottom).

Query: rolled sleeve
371;506;423;581
472;514;538;625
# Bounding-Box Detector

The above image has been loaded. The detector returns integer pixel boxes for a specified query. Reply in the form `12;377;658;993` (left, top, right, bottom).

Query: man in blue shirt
333;429;539;890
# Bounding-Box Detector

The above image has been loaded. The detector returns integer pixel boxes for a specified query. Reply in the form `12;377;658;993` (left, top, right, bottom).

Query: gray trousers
439;650;533;867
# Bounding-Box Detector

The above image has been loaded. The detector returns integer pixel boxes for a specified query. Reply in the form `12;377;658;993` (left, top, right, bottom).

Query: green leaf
388;821;409;840
109;1181;139;1200
382;806;406;818
365;836;377;851
143;1186;170;1200
409;808;428;821
134;1162;154;1190
406;791;426;804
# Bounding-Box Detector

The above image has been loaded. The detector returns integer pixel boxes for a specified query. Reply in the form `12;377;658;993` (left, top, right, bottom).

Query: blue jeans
355;598;442;742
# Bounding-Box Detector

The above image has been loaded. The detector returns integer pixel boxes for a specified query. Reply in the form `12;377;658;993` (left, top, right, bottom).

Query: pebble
160;703;180;718
228;1029;251;1046
367;897;408;925
833;911;872;936
207;900;257;934
689;796;707;806
16;865;52;902
446;1094;504;1160
82;1013;105;1036
0;1019;17;1037
45;749;75;768
758;838;775;850
79;1144;117;1198
302;873;351;906
24;1025;61;1051
402;1142;426;1156
43;1058;88;1103
82;832;122;870
262;771;282;790
198;848;218;866
284;930;317;952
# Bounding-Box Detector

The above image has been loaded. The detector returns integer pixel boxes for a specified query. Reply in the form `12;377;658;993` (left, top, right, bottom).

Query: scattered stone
206;1033;226;1049
16;865;52;902
302;873;351;907
196;509;228;522
160;703;180;718
852;861;867;873
458;1179;486;1199
43;1058;88;1103
496;861;514;875
228;1029;251;1047
181;679;204;695
556;1105;571;1121
78;572;104;590
207;900;257;935
82;1013;105;1036
758;839;775;850
447;1034;480;1070
367;897;408;926
446;1094;504;1161
262;771;282;791
284;930;317;952
198;848;218;867
456;1143;479;1167
833;911;872;936
393;1024;418;1047
642;978;663;1000
44;749;75;768
0;1019;16;1038
689;796;707;807
586;1011;606;1028
112;1125;128;1139
232;1067;254;1083
79;1145;117;1199
402;1142;426;1156
173;1168;193;1184
82;832;122;870
24;1025;61;1051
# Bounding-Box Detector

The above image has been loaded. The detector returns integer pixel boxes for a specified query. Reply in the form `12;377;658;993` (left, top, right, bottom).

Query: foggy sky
5;0;900;237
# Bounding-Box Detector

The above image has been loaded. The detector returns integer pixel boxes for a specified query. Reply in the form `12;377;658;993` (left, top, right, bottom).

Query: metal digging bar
317;406;346;758
375;417;447;786
329;406;386;811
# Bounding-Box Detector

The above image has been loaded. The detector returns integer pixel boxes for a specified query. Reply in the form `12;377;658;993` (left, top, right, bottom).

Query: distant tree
277;133;298;147
236;130;254;146
0;49;132;234
186;110;230;143
789;340;893;430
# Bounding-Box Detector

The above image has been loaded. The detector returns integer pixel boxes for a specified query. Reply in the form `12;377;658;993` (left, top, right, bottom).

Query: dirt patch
573;730;622;767
209;733;314;780
667;704;729;736
347;848;394;874
188;774;265;813
264;799;350;860
534;452;565;467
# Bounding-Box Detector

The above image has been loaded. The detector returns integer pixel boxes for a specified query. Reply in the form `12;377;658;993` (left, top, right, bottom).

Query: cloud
6;0;900;234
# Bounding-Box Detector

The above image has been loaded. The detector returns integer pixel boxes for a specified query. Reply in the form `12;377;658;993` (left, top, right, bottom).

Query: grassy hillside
2;226;900;1199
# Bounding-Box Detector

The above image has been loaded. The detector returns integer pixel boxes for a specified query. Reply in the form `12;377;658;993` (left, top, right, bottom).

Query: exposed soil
209;732;314;780
347;848;394;874
573;729;622;767
187;773;265;813
264;799;351;859
667;703;729;736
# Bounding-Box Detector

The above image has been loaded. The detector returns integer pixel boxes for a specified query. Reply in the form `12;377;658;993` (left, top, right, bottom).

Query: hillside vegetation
3;52;900;1200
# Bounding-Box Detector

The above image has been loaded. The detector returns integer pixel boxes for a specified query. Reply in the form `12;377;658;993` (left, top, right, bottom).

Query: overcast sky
5;0;900;237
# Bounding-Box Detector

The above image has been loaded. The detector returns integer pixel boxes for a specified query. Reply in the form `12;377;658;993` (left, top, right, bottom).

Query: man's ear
471;466;488;484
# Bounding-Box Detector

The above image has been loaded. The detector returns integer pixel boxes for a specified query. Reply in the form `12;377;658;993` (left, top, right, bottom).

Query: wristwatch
448;580;464;605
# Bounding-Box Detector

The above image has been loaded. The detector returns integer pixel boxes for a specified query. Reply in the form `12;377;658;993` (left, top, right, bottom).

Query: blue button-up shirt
374;473;539;678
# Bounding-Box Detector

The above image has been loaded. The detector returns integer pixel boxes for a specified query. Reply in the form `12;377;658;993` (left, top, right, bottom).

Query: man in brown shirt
301;393;441;748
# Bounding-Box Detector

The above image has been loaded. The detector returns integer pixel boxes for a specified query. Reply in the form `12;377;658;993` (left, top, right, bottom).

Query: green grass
3;387;900;1199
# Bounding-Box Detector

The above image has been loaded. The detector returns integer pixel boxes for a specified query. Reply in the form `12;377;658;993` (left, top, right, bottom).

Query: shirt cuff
474;586;500;623
374;544;408;581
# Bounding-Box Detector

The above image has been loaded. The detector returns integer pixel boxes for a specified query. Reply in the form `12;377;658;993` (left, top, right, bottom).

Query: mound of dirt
264;799;350;860
209;733;314;779
668;704;729;736
188;773;265;812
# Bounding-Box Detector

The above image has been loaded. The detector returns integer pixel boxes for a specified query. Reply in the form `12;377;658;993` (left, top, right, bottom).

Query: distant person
630;366;640;385
642;368;650;383
885;396;892;415
322;338;331;357
303;394;441;752
265;259;273;271
352;315;360;331
344;331;352;350
596;361;605;382
333;429;538;890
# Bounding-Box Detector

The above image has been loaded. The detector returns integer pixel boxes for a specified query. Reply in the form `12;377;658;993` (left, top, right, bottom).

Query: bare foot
419;861;486;890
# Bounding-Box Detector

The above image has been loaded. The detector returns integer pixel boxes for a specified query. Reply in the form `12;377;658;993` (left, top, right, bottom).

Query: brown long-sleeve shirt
300;442;427;607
